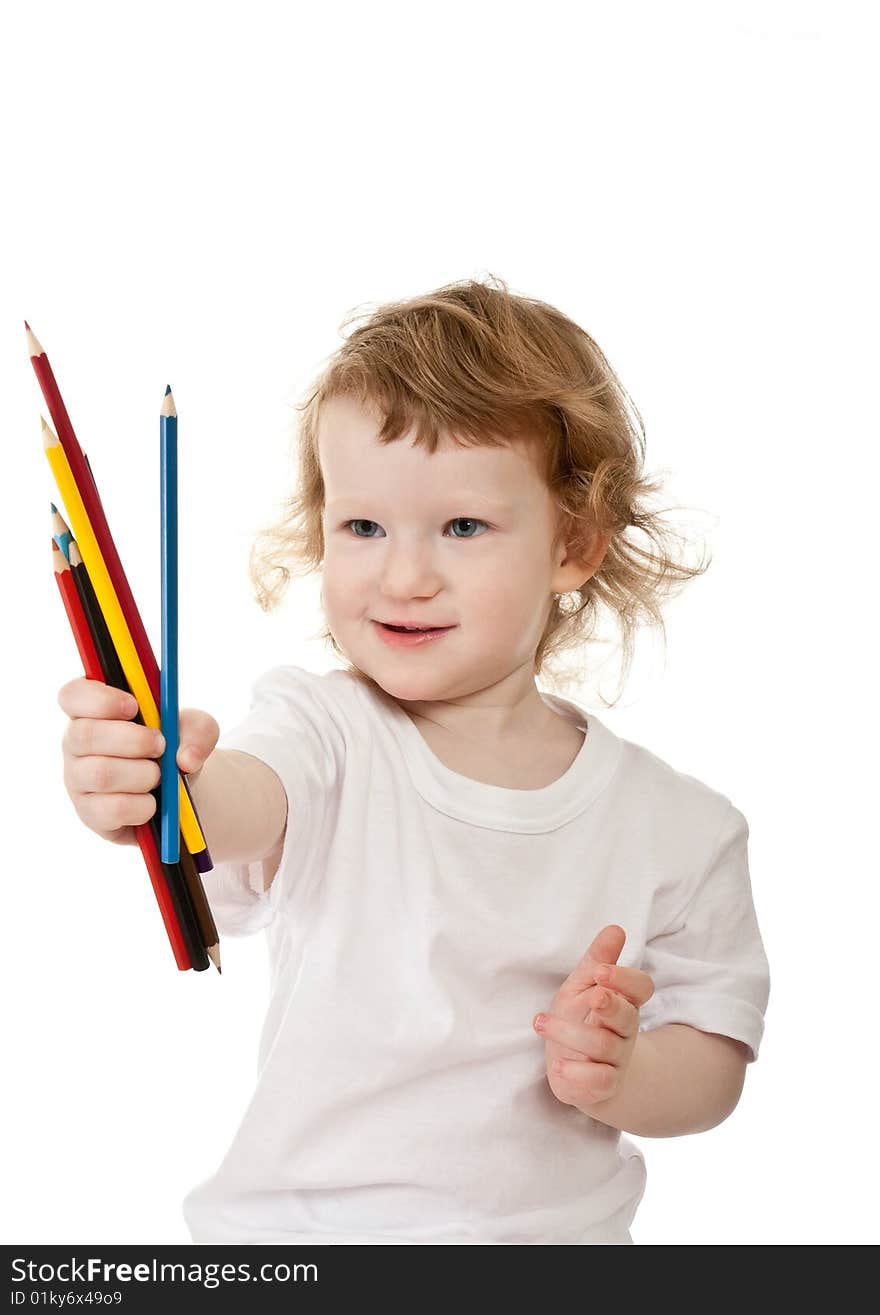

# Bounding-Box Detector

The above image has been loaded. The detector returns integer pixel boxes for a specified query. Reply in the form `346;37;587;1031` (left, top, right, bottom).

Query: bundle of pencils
32;324;220;973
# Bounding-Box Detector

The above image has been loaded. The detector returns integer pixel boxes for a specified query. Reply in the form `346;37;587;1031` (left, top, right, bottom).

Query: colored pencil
67;537;210;972
30;324;159;684
177;837;221;973
160;386;180;863
41;416;208;862
50;503;72;560
53;541;102;679
27;325;213;874
67;540;124;683
59;508;220;972
82;453;105;510
52;538;195;971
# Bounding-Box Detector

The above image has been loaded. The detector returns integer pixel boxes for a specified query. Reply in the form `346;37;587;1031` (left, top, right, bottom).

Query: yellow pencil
42;416;208;857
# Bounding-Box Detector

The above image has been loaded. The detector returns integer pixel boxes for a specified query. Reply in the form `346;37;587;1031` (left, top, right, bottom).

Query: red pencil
28;323;213;874
52;540;192;971
53;541;103;680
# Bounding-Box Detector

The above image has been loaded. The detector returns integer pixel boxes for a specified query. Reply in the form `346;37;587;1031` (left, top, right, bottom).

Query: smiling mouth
375;622;454;632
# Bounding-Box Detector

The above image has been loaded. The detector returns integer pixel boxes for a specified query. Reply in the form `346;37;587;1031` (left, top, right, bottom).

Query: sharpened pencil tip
24;320;30;331
160;388;177;419
50;502;57;514
165;384;172;395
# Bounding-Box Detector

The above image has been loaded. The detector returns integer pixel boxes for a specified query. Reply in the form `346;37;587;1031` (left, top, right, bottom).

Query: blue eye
447;517;487;538
348;519;382;538
343;518;488;539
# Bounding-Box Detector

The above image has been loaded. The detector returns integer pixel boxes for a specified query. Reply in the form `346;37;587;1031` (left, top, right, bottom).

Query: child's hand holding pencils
36;324;219;971
59;676;219;847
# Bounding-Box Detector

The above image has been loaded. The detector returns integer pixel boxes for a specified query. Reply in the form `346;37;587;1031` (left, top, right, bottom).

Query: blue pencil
160;385;180;863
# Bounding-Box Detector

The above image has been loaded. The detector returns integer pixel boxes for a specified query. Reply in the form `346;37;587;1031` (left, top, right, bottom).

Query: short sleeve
638;802;770;1063
199;666;344;938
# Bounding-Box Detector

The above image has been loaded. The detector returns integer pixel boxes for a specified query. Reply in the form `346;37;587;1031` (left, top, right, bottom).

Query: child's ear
553;528;613;594
589;528;614;573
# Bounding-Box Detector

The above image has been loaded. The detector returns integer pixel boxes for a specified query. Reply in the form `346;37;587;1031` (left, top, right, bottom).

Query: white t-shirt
182;665;770;1246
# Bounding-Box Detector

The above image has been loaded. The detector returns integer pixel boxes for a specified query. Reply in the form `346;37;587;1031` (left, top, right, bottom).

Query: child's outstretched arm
58;676;287;879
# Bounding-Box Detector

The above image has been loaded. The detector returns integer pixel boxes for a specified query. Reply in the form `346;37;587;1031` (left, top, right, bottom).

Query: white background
2;0;877;1247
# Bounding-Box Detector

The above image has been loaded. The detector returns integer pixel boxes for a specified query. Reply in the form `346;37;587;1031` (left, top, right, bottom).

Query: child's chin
369;666;448;701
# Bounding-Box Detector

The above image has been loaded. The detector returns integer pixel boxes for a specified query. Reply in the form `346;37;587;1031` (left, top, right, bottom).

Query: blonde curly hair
249;273;710;706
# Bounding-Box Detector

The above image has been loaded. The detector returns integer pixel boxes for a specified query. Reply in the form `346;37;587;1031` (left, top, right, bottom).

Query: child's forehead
317;394;548;498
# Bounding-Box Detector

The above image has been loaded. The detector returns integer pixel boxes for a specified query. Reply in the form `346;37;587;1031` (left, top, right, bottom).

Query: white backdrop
2;0;877;1247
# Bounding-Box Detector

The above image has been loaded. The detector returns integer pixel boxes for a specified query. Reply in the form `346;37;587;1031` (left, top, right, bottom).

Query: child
58;275;770;1246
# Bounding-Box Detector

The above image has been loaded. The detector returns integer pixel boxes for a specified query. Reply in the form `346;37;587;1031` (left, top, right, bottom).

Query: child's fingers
57;680;217;840
74;789;158;835
62;717;163;764
591;962;655;1009
534;1013;626;1065
67;753;162;799
176;708;220;772
58;677;138;721
583;985;639;1037
549;1057;618;1105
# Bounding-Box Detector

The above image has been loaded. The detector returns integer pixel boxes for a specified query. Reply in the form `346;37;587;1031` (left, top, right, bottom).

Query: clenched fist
58;677;219;848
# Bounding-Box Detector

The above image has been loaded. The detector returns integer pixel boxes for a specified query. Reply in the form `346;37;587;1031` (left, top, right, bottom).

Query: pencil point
50;502;57;514
51;505;70;536
207;944;222;973
160;387;177;419
165;384;172;395
40;416;58;448
25;323;43;357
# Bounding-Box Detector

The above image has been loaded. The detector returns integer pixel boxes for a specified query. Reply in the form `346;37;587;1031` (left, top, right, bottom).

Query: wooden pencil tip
51;505;70;535
160;387;177;419
165;383;172;395
41;416;58;448
207;944;222;973
50;501;57;514
25;324;43;357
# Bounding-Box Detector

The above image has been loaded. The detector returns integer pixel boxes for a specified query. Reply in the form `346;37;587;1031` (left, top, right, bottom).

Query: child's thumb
175;709;220;774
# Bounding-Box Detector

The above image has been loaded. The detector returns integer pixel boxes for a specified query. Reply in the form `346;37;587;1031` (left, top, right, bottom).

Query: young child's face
318;394;581;702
